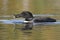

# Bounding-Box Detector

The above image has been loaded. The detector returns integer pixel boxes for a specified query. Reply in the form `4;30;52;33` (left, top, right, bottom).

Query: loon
14;11;56;30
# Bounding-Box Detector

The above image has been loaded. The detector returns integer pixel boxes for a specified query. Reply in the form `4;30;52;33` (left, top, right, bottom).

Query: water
0;19;60;40
0;15;60;40
0;0;60;40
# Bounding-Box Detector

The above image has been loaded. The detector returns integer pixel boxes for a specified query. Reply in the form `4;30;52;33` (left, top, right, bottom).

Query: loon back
33;17;56;23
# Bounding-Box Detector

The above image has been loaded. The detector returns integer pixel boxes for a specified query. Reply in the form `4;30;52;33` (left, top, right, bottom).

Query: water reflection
21;29;32;36
14;24;32;37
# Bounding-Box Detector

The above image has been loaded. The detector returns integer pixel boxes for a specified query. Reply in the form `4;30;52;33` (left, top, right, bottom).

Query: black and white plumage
14;11;56;30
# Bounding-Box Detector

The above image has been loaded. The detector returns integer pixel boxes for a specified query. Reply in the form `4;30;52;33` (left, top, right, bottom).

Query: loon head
14;11;33;18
